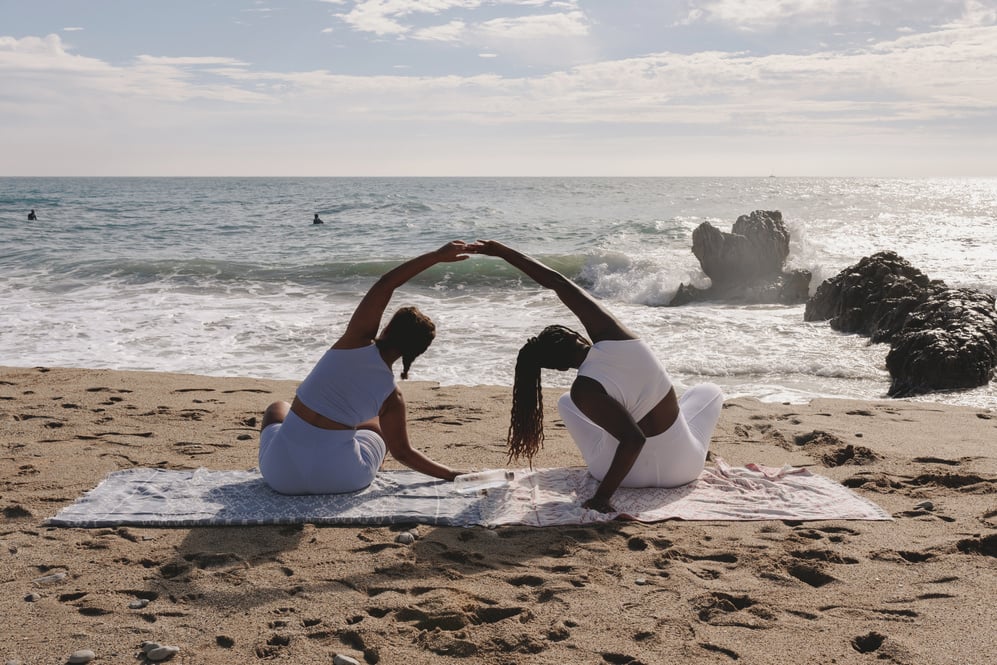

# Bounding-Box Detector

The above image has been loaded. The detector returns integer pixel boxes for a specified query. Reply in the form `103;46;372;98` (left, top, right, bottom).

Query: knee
261;400;291;430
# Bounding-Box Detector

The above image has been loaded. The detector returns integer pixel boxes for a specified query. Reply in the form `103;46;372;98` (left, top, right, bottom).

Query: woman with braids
257;241;473;494
474;241;724;513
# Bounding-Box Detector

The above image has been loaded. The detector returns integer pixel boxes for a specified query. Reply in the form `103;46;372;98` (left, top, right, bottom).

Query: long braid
507;325;589;463
508;338;544;462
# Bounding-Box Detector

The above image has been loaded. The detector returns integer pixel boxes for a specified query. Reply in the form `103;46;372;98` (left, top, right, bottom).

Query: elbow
389;445;415;465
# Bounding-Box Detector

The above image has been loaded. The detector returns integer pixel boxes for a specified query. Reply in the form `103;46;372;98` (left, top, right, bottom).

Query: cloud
332;0;584;39
678;0;974;31
943;0;997;28
412;20;467;42
62;27;84;32
2;21;995;176
475;10;588;39
0;35;270;106
5;24;996;127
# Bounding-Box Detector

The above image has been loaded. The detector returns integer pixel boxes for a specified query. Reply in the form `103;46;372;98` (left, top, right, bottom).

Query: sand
1;365;995;664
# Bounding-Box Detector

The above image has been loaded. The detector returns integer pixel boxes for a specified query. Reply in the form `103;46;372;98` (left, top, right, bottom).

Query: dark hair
508;324;589;462
376;306;436;379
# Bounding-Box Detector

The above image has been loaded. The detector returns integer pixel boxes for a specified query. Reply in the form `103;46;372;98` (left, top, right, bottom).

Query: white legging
558;382;723;488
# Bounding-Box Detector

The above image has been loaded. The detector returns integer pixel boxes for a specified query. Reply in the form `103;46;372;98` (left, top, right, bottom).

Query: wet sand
1;365;995;664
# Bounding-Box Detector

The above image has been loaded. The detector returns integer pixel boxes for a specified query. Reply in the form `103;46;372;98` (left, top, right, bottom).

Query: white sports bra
576;339;673;421
295;344;395;426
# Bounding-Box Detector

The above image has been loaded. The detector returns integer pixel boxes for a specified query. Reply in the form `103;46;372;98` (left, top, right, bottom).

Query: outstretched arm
336;241;474;348
378;388;461;480
475;240;632;342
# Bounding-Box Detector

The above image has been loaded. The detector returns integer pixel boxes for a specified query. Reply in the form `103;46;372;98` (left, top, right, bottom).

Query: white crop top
295;344;396;426
576;339;673;421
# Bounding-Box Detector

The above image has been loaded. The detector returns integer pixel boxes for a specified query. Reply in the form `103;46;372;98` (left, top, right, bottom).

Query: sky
1;0;995;176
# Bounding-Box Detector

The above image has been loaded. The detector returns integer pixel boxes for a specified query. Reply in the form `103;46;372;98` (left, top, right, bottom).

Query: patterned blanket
46;459;891;528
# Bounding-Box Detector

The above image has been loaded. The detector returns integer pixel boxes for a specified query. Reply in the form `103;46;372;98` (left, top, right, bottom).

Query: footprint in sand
956;533;997;557
693;591;774;629
852;631;886;654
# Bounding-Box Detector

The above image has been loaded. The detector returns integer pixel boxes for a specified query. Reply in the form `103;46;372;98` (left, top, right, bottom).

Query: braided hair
508;324;589;463
376;306;436;379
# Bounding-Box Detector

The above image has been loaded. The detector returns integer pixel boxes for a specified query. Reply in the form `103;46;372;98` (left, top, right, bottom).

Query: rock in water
803;250;939;340
670;210;811;305
806;253;997;396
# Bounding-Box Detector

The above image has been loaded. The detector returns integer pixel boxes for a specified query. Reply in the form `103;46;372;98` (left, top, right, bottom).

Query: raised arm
336;241;474;348
475;240;632;342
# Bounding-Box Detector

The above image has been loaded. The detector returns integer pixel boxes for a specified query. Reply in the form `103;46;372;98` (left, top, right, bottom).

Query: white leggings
259;411;386;495
558;382;724;488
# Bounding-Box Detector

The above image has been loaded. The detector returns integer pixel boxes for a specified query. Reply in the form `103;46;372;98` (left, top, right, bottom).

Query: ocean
2;177;995;408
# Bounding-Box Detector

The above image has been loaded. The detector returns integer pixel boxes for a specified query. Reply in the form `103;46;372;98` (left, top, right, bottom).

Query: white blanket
46;459;891;528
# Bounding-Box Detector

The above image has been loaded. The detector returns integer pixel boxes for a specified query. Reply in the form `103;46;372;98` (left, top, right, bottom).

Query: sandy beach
1;365;995;664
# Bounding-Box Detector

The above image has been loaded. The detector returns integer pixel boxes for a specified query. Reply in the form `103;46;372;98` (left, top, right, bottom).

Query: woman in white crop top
474;241;724;513
257;241;473;494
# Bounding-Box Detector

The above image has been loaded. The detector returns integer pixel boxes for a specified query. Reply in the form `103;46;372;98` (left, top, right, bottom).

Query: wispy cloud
3;25;995;130
678;0;978;31
2;1;994;175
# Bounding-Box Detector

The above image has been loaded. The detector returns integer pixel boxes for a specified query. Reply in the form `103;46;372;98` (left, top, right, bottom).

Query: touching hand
435;241;477;262
471;240;507;257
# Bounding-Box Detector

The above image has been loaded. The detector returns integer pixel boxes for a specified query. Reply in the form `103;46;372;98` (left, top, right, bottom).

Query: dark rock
803;251;942;341
669;210;811;305
806;253;997;396
886;289;997;396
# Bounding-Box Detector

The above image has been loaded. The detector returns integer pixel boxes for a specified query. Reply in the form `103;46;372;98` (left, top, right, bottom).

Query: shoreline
2;365;995;664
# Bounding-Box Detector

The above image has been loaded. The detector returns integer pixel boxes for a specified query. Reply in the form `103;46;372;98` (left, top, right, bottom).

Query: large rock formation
803;251;944;341
804;251;997;397
669;210;811;306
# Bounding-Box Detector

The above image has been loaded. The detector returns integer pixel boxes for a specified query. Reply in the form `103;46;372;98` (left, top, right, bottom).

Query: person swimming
313;213;324;224
28;209;37;220
472;240;724;513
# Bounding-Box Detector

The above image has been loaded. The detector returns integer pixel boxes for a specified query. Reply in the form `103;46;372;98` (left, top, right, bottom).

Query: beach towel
46;459;891;528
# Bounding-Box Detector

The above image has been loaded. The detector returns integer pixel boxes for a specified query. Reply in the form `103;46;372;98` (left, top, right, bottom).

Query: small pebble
855;432;864;438
914;500;934;511
394;532;415;545
333;655;360;665
24;592;41;602
146;645;180;662
141;641;162;654
129;598;150;609
67;650;95;664
635;577;648;586
32;571;67;584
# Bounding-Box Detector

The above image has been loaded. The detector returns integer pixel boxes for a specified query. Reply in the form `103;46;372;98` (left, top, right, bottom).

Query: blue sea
2;177;995;408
